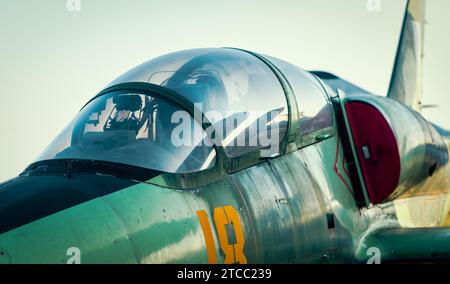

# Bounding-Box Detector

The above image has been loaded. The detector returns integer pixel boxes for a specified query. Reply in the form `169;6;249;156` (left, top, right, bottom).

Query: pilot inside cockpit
104;95;143;134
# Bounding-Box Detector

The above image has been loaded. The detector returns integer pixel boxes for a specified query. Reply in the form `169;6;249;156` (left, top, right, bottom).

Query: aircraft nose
0;166;205;264
0;170;140;235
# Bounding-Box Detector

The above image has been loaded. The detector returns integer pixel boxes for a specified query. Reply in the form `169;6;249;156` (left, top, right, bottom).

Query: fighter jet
0;0;449;264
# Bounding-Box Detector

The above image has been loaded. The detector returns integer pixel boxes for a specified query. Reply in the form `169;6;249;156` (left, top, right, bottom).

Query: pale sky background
0;0;448;182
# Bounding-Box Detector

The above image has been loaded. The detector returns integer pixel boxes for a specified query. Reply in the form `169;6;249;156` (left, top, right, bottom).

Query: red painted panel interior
345;102;401;204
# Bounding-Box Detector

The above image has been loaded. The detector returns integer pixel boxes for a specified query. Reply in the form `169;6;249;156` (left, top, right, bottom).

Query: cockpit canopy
37;90;217;173
111;48;290;158
37;48;333;174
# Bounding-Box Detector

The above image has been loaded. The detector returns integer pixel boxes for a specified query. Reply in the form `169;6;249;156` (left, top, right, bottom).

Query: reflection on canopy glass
37;91;216;173
112;49;289;158
265;56;333;136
